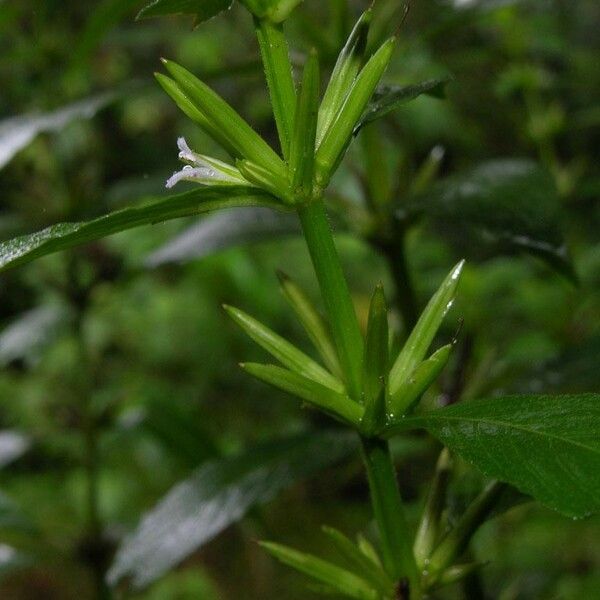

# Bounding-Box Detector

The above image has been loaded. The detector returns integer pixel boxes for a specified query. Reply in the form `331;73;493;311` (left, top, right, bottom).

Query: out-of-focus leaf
138;0;232;23
145;207;299;267
0;93;117;170
239;0;303;23
354;78;452;133
107;430;358;589
0;491;35;532
71;0;142;68
0;306;69;368
514;336;600;394
141;397;219;467
0;431;31;469
0;544;31;579
402;160;575;279
384;394;600;517
0;186;280;273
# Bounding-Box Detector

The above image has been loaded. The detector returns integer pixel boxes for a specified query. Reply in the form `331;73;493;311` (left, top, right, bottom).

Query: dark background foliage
0;0;598;598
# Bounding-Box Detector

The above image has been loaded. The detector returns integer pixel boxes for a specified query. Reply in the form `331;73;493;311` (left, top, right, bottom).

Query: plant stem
297;199;363;399
361;437;419;598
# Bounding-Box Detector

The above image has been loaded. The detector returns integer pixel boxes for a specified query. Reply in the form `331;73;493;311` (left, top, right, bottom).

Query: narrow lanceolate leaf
108;430;357;589
0;186;280;273
242;363;362;425
236;159;293;204
146;207;299;267
361;285;388;435
354;77;452;133
390;343;453;417
321;527;392;596
260;542;379;600
383;394;600;518
138;0;233;23
317;8;372;147
160;59;286;176
413;449;452;569
255;18;296;159
225;305;343;392
288;49;319;199
315;37;396;186
277;271;342;379
388;260;464;413
155;73;239;158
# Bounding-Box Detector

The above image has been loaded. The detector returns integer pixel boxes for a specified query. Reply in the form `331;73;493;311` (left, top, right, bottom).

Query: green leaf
354;77;452;133
138;0;232;23
288;49;319;199
277;271;342;380
240;0;303;23
259;541;379;600
361;284;388;435
160;59;286;176
403;160;575;280
0;186;280;273
321;527;392;595
242;363;362;425
0;92;117;170
317;8;372;147
390;343;453;416
155;73;239;158
388;261;464;413
225;305;344;392
254;18;296;159
145;207;299;267
383;394;600;517
107;430;357;589
236;158;293;203
315;37;396;186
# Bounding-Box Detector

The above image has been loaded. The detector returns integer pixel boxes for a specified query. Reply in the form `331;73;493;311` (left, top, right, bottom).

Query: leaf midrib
403;412;600;456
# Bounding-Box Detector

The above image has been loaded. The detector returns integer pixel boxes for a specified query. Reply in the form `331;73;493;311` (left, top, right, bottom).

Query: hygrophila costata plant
0;1;597;598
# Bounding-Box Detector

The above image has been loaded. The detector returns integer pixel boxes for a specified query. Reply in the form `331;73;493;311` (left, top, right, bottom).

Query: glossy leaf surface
384;394;600;517
388;261;464;411
0;186;279;273
108;430;357;589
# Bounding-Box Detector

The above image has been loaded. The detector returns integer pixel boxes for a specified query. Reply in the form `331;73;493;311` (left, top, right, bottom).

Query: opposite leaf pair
227;261;465;435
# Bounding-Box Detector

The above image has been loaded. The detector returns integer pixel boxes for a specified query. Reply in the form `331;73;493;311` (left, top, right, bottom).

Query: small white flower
166;137;246;189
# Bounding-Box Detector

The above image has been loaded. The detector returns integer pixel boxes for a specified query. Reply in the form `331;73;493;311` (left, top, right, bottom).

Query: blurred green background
0;0;598;598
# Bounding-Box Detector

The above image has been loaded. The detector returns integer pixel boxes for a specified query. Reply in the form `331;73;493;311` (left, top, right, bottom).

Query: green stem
361;437;419;598
255;18;296;160
297;199;363;399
